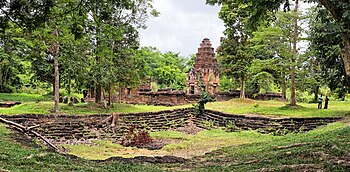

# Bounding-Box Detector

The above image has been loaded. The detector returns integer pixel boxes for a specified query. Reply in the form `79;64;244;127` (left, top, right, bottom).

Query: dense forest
0;0;349;111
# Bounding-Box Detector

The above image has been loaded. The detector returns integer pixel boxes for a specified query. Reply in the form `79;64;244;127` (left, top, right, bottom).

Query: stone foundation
121;89;283;106
195;110;340;135
0;109;341;140
1;108;193;140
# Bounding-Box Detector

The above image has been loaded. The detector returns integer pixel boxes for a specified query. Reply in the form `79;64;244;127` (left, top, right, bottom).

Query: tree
308;6;350;100
290;0;299;106
218;38;253;98
85;0;155;103
206;0;350;77
249;11;295;99
1;0;94;113
215;2;255;98
135;47;188;90
0;22;29;93
208;0;304;105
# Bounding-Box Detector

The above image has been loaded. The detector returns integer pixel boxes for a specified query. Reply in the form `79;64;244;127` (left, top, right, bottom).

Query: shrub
120;125;153;147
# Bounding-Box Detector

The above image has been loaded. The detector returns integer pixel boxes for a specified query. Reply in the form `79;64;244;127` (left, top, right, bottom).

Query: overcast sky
139;0;225;57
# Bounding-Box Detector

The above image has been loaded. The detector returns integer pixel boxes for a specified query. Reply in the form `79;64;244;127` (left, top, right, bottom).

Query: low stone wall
121;91;283;106
1;108;193;140
195;110;341;135
0;108;341;140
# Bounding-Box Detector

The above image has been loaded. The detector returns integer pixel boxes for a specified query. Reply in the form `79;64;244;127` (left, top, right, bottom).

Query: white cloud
139;0;225;57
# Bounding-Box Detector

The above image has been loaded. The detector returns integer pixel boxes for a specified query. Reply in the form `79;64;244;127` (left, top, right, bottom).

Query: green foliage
193;92;215;115
308;7;350;96
219;75;239;92
135;47;190;89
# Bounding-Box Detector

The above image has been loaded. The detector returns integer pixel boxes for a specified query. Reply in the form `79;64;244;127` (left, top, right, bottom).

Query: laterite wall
0;108;341;140
195;110;341;134
1;108;193;140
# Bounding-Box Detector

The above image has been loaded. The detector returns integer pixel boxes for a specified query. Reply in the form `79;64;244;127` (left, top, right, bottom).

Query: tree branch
0;117;65;154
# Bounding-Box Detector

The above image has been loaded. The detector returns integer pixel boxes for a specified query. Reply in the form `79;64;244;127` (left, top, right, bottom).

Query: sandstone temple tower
186;38;220;95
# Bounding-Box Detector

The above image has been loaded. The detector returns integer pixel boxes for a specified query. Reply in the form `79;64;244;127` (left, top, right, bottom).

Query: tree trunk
318;0;350;76
119;83;122;103
52;78;55;95
53;29;60;114
95;84;101;103
314;85;319;102
68;78;71;95
282;77;287;100
240;77;245;98
290;0;298;106
108;84;112;106
341;33;350;76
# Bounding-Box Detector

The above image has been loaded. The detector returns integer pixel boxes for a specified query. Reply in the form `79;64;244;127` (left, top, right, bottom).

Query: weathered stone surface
186;38;220;95
0;108;341;141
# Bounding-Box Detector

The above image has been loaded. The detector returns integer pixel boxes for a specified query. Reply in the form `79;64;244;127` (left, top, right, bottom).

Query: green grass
189;122;350;171
65;129;277;160
206;98;350;118
3;122;349;171
0;124;164;172
0;102;190;115
0;93;45;102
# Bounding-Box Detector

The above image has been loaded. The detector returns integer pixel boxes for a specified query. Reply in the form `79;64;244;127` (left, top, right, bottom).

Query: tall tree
290;0;299;105
208;0;304;105
215;2;255;98
206;0;350;77
308;6;350;99
0;22;29;93
249;11;295;99
85;0;155;103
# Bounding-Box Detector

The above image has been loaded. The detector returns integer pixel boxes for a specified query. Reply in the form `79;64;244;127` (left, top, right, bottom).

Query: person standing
318;95;323;109
324;96;329;109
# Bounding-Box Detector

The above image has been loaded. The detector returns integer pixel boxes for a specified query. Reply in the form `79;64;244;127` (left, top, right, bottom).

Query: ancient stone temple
186;38;220;95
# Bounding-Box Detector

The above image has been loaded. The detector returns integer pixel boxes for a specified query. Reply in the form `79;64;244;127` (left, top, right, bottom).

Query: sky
139;0;225;57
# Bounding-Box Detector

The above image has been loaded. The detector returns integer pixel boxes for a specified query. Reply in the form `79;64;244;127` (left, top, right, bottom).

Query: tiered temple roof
186;38;220;95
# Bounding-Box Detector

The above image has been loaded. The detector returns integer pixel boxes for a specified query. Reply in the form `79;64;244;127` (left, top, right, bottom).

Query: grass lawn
1;121;350;171
184;121;350;171
0;124;162;172
64;129;276;160
206;98;350;118
1;92;350;171
0;102;190;115
0;93;45;102
1;93;348;118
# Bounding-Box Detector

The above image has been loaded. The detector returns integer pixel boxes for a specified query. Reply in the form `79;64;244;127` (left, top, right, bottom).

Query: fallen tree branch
0;117;65;154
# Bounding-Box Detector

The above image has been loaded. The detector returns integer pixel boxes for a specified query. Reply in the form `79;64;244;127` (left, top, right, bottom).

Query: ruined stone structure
1;109;340;141
186;38;220;95
111;38;282;106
